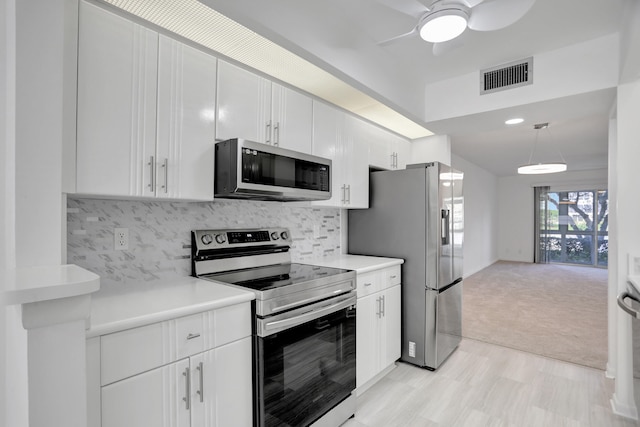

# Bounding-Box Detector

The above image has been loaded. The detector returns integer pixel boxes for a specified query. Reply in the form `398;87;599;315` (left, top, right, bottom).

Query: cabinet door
157;36;216;200
391;137;411;170
381;285;402;369
356;293;380;388
193;337;252;427
216;61;270;143
271;83;313;153
102;358;190;427
366;125;393;170
76;1;158;197
343;115;369;209
312;101;344;207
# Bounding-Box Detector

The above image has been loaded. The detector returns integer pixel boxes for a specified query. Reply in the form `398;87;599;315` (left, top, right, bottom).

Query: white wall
451;154;499;277
1;0;13;424
497;169;608;263
424;34;620;122
611;77;640;417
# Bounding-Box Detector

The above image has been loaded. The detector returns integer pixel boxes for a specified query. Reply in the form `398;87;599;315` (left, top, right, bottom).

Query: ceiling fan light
419;9;469;43
517;163;567;175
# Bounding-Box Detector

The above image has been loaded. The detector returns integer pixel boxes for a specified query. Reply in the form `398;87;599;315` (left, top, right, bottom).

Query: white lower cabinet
355;266;401;391
89;303;252;427
102;358;190;427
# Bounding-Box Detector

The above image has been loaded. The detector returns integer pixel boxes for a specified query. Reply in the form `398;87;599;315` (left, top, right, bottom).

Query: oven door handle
271;286;354;313
260;295;355;336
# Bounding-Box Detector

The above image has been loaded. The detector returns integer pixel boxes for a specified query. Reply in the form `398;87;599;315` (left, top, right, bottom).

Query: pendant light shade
419;8;469;43
518;123;567;175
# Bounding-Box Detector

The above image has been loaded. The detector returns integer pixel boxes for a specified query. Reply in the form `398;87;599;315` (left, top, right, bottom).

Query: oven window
257;305;356;427
242;149;330;192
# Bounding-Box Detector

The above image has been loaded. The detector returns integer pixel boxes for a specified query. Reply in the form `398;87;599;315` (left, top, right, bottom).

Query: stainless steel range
192;228;357;427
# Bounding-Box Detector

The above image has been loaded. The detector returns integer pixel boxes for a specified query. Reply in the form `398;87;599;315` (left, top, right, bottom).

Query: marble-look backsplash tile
67;198;341;286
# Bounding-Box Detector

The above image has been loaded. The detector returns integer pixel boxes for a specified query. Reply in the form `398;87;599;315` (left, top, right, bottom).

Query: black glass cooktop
203;263;352;292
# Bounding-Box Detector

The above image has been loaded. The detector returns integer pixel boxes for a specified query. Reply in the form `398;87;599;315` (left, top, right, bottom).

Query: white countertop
87;277;255;337
5;264;100;305
307;254;404;274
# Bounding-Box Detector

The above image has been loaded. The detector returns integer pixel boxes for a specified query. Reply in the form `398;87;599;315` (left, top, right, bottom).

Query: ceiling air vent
480;57;533;95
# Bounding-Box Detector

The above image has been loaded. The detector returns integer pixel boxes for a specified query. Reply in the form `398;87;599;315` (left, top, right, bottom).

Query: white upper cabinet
216;60;312;152
76;2;216;201
156;35;217;200
367;123;411;171
77;1;158;197
312;101;368;208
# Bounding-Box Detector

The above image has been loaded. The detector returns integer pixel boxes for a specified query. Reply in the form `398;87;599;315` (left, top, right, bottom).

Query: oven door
255;294;356;427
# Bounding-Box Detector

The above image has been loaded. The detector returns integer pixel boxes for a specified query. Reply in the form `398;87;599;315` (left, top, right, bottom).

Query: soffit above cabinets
98;0;433;139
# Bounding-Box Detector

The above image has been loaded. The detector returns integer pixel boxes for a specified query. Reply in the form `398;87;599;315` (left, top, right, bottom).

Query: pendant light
517;123;567;175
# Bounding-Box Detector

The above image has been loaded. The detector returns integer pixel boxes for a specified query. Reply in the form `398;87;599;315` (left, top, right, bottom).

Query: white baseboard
611;394;639;420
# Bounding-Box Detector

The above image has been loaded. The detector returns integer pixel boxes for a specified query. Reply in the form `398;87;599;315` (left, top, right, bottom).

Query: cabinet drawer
357;271;381;297
209;303;252;347
175;312;205;360
383;265;401;288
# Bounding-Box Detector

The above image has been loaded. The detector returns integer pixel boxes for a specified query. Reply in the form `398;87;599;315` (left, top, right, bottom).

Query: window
538;189;608;267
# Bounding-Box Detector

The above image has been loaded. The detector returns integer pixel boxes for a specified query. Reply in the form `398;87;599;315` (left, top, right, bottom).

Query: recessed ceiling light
505;118;524;125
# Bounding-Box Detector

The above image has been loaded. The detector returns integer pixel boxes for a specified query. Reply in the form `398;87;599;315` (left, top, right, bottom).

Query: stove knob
270;232;280;241
280;231;289;240
201;234;213;245
215;234;227;244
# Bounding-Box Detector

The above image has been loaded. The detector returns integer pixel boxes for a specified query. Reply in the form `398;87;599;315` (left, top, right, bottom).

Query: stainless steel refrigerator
348;162;463;370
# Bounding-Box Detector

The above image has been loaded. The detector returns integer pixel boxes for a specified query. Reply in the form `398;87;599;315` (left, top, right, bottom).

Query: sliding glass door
537;189;608;267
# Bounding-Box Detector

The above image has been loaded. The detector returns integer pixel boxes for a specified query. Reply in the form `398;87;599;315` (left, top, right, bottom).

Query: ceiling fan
377;0;536;54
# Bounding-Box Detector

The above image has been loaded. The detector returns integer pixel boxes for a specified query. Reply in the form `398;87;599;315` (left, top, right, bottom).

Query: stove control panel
192;228;292;253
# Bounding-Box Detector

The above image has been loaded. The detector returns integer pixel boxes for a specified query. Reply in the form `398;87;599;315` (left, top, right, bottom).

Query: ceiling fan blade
460;0;485;8
468;0;535;32
432;37;465;56
377;27;418;46
373;0;429;18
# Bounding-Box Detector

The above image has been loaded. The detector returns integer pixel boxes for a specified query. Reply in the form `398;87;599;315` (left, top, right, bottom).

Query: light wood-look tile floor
343;339;640;427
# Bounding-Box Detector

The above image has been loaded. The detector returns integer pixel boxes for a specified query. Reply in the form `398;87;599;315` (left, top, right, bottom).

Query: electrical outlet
631;254;640;276
114;228;129;250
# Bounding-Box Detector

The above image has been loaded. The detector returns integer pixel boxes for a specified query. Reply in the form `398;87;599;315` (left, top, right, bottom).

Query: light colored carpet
462;260;608;370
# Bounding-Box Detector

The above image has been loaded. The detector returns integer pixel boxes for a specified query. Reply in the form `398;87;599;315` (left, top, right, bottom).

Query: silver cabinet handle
265;120;272;144
147;156;155;192
618;291;640;319
341;184;346;204
347;184;351;204
162;158;168;193
390;275;397;279
364;282;373;287
376;296;381;318
196;362;204;403
182;367;191;410
390;153;395;168
186;333;200;340
381;294;386;317
274;122;280;146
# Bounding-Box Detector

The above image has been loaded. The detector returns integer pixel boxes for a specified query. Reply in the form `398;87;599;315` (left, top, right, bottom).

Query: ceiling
109;0;635;177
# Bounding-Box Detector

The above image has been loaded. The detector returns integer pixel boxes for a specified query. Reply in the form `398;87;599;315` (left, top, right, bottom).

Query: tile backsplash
67;198;342;287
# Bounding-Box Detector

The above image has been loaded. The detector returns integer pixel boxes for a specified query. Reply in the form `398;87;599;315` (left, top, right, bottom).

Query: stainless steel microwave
214;138;332;201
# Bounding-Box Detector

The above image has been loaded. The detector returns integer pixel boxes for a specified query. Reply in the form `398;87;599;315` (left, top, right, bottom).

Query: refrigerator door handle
618;291;640;319
441;209;450;245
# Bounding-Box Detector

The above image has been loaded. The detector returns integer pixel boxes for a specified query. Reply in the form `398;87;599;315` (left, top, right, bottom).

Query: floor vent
480;57;533;95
